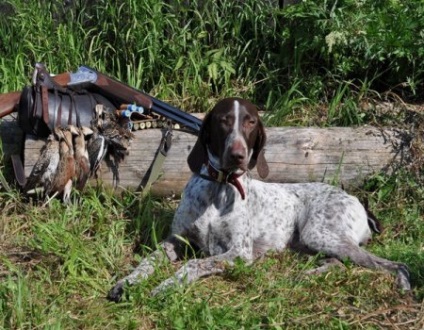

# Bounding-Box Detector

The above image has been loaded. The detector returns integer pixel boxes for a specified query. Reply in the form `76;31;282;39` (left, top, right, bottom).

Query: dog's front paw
107;282;125;303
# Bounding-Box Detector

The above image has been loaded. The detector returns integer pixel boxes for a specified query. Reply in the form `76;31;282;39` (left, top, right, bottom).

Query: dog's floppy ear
255;149;269;179
248;119;269;179
187;112;211;173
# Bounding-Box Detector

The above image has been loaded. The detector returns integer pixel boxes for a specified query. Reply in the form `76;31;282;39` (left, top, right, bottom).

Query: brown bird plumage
49;127;75;203
24;132;60;196
70;125;92;191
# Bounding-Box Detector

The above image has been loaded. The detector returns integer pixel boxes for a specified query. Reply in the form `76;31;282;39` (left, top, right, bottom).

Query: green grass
0;0;424;328
0;173;422;329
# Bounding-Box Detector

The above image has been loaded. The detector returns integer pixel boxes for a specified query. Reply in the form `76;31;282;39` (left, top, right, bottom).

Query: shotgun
4;65;202;190
70;66;202;133
0;65;202;134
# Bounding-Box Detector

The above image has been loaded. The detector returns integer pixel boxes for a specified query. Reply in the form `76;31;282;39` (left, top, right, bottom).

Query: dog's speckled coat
108;97;410;302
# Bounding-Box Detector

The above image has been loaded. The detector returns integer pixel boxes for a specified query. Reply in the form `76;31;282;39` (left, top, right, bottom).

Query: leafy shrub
0;0;423;117
278;0;424;100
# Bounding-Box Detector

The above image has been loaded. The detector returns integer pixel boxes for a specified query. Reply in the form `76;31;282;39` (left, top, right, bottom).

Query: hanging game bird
25;102;134;202
24;131;60;196
87;104;133;185
48;127;76;203
70;125;93;191
87;126;108;178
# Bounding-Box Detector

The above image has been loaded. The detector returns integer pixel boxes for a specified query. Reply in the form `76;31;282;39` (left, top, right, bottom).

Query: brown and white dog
107;97;410;302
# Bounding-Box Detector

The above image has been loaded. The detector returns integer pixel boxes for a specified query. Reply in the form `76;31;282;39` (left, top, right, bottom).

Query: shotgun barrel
149;95;203;133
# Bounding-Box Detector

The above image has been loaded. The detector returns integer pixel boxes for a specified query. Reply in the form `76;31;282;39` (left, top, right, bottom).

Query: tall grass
1;0;423;116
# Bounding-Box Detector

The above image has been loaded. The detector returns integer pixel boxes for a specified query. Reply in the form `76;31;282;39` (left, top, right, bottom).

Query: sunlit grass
0;150;422;329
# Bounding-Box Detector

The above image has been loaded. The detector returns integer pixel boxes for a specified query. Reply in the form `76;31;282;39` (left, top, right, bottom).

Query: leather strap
140;126;173;196
11;154;26;187
55;88;62;127
67;92;74;125
41;85;49;125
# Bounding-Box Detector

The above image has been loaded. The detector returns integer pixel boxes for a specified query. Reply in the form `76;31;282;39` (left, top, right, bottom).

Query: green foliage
279;0;424;95
1;0;423;120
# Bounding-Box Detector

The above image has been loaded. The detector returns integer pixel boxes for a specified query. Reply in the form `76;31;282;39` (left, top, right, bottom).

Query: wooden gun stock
0;72;71;119
0;92;22;118
94;73;153;110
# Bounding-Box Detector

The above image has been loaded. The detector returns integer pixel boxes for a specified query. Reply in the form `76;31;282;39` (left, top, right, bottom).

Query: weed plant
0;0;423;328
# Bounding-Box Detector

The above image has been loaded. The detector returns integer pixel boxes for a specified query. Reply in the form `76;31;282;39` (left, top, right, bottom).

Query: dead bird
48;127;75;203
87;104;133;183
69;125;93;191
87;126;108;178
24;131;60;197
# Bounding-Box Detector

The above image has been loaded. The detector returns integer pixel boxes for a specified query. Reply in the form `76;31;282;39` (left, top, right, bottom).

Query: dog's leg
337;242;411;290
151;249;248;296
304;258;345;275
303;236;411;291
107;236;182;302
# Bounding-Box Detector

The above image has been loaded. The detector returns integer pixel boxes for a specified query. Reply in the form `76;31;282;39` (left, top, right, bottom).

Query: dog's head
188;97;269;178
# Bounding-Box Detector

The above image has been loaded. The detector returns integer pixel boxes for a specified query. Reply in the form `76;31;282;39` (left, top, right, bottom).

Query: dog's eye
245;118;256;126
220;117;228;124
220;116;234;126
243;114;256;126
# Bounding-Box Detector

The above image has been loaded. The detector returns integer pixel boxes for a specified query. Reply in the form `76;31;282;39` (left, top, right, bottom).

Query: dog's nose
231;151;245;163
230;141;246;164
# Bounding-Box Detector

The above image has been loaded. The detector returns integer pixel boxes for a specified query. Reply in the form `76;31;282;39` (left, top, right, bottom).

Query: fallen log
20;127;413;198
0;114;413;196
